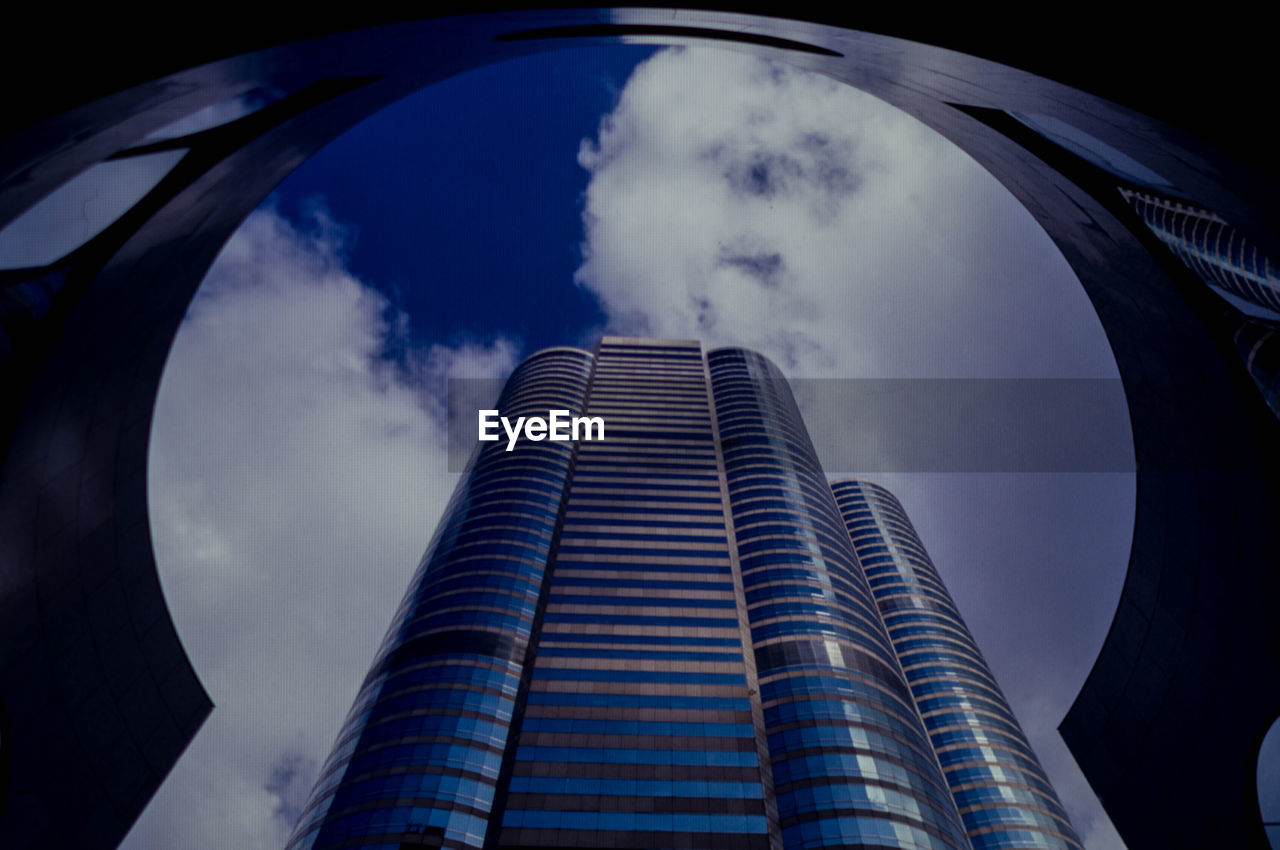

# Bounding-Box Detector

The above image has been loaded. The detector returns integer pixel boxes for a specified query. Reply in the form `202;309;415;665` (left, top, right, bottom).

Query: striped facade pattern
1119;187;1280;317
708;349;972;850
287;348;593;850
831;481;1083;850
289;338;1080;850
497;338;775;849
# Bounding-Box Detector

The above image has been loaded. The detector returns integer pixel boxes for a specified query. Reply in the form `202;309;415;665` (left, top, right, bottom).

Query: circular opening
143;42;1133;848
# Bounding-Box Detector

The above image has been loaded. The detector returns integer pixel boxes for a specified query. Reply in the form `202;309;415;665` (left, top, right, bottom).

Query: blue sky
138;45;1132;850
268;47;652;353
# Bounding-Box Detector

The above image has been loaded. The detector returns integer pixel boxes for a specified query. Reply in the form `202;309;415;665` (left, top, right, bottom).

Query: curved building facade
287;347;593;849
831;481;1081;850
708;349;972;850
288;338;1069;850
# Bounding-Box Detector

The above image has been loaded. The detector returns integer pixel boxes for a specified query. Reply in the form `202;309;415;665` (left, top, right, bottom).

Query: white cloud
575;47;1117;379
131;206;516;850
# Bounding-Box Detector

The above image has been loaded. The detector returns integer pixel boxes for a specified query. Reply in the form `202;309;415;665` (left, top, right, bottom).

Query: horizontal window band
542;613;740;628
506;776;763;799
527;687;748;704
500;808;769;834
535;647;743;662
546;594;737;609
520;731;757;752
551;577;735;592
525;692;751;711
530;669;748;685
519;718;754;738
521;706;753;727
535;633;741;647
513;746;759;767
550;565;732;578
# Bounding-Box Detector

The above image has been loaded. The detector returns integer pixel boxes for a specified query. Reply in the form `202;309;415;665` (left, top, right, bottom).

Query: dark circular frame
1;9;1277;850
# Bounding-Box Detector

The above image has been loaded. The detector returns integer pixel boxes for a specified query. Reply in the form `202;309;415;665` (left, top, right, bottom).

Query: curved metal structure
1;9;1277;849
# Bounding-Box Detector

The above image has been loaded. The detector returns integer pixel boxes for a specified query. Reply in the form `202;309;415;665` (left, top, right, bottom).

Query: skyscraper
1118;187;1280;321
830;481;1081;850
286;337;1081;850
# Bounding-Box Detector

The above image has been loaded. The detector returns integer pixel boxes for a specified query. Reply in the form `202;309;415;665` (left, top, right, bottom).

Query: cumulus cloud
576;48;1129;847
132;206;516;850
575;47;1116;379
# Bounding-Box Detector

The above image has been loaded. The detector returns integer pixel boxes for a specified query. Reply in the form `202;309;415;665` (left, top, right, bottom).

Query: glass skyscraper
286;338;1082;850
1118;187;1280;321
830;481;1081;849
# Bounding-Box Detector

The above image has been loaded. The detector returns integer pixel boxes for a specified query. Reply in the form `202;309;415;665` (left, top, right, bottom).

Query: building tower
286;338;1080;850
830;481;1082;850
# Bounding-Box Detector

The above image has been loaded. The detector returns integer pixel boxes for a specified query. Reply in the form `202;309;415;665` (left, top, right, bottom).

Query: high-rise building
830;481;1081;850
1118;187;1280;321
285;337;1082;850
